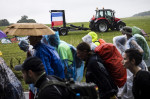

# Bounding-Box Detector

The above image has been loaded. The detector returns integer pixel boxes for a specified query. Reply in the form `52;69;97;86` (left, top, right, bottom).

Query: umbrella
0;30;7;39
3;23;55;36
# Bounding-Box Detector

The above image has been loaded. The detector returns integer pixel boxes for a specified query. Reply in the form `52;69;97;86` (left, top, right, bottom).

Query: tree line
0;15;36;26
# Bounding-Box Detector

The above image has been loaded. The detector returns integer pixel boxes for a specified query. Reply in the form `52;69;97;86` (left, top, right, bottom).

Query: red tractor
89;8;126;32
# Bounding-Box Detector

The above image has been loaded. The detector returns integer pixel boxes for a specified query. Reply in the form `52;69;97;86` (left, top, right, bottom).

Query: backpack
39;76;98;99
94;43;127;88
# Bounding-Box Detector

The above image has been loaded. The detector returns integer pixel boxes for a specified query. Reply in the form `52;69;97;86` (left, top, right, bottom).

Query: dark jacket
132;70;150;99
34;73;69;99
85;53;118;99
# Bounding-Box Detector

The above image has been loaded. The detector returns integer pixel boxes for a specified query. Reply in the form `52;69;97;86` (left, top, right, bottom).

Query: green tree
17;15;36;23
28;19;36;23
0;19;10;26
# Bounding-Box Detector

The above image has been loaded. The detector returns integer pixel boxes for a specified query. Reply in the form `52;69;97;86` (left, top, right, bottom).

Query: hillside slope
133;11;150;17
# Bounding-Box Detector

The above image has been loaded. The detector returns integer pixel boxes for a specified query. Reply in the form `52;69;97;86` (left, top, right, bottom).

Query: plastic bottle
76;93;81;99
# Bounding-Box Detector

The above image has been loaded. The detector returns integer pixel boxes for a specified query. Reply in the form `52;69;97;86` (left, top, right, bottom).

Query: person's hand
110;95;118;99
64;66;68;75
27;51;32;58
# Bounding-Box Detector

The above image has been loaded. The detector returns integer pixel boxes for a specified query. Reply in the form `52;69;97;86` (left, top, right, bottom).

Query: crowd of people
0;26;150;99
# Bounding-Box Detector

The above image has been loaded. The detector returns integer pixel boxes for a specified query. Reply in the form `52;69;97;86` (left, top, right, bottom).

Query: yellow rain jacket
88;32;100;46
0;51;2;56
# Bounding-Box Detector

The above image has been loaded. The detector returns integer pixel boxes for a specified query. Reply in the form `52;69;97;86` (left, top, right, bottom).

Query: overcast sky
0;0;150;24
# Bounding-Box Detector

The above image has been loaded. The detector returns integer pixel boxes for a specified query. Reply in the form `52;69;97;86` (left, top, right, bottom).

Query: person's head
121;26;132;36
28;36;42;46
122;49;142;69
47;31;60;48
18;40;29;52
15;56;45;84
77;42;91;61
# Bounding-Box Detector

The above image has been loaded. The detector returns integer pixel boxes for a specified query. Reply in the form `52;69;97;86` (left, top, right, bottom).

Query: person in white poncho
113;26;148;99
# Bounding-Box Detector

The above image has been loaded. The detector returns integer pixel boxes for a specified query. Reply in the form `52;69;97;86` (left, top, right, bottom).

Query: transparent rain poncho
18;40;35;58
132;26;142;35
82;34;97;50
113;35;148;69
133;34;150;67
0;57;25;99
113;35;148;99
113;35;127;55
18;40;29;52
126;35;148;69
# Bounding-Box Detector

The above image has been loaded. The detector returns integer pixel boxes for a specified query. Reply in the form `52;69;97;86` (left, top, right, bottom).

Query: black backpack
39;76;99;99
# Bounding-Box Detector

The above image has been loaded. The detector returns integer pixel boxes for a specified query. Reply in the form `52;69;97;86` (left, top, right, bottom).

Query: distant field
0;16;150;90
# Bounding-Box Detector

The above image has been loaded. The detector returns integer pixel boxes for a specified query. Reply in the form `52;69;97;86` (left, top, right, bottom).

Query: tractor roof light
113;10;115;13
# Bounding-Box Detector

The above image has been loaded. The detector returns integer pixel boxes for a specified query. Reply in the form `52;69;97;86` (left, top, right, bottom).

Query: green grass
0;26;6;30
0;16;150;91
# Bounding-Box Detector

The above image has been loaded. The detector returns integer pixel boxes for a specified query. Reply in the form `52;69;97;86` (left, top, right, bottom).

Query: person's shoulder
38;85;62;99
43;43;55;49
38;75;64;99
37;43;55;51
59;42;69;48
88;53;103;64
137;70;150;75
46;75;60;80
136;70;150;81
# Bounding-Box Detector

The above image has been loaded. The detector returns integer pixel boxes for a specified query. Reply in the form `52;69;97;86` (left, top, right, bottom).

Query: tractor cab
90;8;126;32
95;9;115;22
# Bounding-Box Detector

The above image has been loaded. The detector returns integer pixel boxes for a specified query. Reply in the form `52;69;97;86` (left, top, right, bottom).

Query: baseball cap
15;56;45;72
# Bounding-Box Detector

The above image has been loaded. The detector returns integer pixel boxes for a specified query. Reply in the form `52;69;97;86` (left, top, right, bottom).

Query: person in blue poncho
42;32;84;81
28;36;65;78
27;36;65;99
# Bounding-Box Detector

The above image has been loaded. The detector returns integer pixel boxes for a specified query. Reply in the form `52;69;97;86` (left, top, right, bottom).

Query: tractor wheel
116;22;126;31
89;20;95;31
59;28;68;36
97;20;109;32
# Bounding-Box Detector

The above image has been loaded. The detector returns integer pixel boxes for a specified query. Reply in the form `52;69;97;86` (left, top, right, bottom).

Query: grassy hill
0;16;150;91
122;16;150;34
133;11;150;17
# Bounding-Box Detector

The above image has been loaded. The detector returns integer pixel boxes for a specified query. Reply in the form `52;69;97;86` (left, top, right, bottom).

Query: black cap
15;56;44;72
